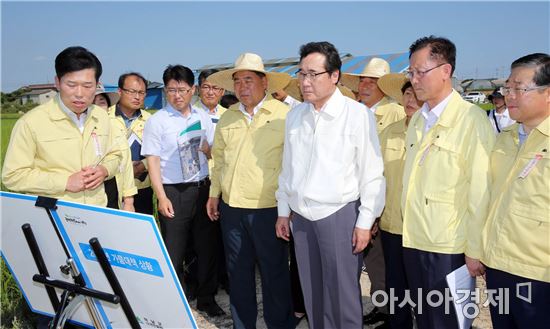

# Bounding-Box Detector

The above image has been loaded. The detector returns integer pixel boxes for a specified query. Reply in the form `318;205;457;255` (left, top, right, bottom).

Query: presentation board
0;191;197;328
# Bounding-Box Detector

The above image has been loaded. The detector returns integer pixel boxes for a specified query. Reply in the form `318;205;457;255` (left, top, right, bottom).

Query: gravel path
190;271;493;328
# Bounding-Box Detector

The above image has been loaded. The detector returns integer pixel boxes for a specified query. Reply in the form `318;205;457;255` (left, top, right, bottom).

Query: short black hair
118;72;148;90
55;46;102;81
220;94;239;108
299;41;342;82
409;36;456;75
511;53;550;87
198;69;219;85
162;65;194;87
401;81;413;94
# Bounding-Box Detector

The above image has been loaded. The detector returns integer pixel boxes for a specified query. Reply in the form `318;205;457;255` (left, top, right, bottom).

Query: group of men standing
2;36;549;329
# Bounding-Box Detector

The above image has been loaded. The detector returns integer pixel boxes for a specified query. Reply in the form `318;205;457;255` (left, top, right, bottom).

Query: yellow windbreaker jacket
482;118;550;282
2;98;121;206
210;96;289;209
401;91;495;258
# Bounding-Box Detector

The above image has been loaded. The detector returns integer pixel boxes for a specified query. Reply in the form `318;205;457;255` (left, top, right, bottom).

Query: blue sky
1;1;549;92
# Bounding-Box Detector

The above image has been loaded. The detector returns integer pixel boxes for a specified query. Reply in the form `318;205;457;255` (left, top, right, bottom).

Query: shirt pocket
423;137;462;197
423;192;462;245
513;152;550;204
500;202;549;267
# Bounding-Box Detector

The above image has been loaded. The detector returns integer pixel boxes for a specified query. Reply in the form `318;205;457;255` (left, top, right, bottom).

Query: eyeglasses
405;63;447;79
296;69;329;81
121;88;146;97
200;85;223;92
500;85;549;97
166;88;192;96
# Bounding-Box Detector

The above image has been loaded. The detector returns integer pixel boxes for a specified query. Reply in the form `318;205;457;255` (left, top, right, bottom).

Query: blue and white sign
0;191;197;329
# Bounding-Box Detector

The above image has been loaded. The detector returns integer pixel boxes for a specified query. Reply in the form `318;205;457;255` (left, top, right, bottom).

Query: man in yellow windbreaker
108;72;153;214
206;53;294;329
2;46;121;207
481;53;550;329
400;36;495;329
341;57;406;326
377;74;423;328
2;46;123;329
341;57;406;133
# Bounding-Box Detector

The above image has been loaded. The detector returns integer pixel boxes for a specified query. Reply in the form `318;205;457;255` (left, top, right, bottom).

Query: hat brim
207;69;291;93
285;79;356;102
377;73;408;105
95;91;120;106
340;72;384;92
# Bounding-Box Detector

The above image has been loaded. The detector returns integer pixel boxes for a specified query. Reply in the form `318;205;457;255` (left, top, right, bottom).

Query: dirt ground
189;271;493;329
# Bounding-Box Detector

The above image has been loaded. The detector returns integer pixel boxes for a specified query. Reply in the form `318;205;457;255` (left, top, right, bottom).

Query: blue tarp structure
197;52;410;77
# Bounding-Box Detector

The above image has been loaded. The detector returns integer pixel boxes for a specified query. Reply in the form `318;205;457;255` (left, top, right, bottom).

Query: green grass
1;113;35;328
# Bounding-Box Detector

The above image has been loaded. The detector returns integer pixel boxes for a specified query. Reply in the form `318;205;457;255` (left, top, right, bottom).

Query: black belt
172;177;210;188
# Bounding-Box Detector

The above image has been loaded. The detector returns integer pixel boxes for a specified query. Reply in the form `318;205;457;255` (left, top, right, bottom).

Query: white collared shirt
198;100;222;122
141;103;214;184
239;95;266;123
365;99;383;113
58;94;88;133
488;108;515;134
420;91;454;135
283;95;302;109
276;88;386;229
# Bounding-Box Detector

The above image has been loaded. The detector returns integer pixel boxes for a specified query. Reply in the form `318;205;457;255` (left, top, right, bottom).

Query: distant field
1;115;20;177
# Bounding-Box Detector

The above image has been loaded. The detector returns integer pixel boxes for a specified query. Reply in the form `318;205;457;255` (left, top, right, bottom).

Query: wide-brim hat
95;83;120;105
284;79;356;102
377;73;408;105
340;57;391;92
207;52;291;93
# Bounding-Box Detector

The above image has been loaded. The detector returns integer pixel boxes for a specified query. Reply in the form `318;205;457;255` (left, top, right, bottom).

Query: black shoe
197;302;226;317
363;307;388;325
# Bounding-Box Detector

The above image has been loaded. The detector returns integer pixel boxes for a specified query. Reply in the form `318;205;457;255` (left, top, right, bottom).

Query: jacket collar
49;96;100;122
536;115;550;137
432;90;464;128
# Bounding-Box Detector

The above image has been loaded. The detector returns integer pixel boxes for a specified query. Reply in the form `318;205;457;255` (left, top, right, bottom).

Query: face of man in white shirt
409;46;453;108
358;76;384;107
298;52;339;110
491;96;506;113
55;68;97;115
164;79;195;113
233;70;267;111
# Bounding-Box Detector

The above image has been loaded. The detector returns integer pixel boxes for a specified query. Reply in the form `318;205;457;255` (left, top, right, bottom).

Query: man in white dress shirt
487;88;515;133
141;64;224;317
275;41;386;329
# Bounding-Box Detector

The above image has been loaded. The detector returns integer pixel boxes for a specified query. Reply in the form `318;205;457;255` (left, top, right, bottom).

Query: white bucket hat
340;57;391;92
95;83;120;105
207;53;291;93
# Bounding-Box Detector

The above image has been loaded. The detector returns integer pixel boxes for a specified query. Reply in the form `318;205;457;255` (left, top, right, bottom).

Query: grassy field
1;113;36;328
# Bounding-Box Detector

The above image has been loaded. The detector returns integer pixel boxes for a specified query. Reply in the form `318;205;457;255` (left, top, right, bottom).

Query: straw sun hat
95;83;120;105
207;52;291;93
377;73;409;105
284;78;356;102
340;57;391;92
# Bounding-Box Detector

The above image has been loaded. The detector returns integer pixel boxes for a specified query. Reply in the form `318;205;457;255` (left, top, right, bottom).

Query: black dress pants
159;180;219;305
